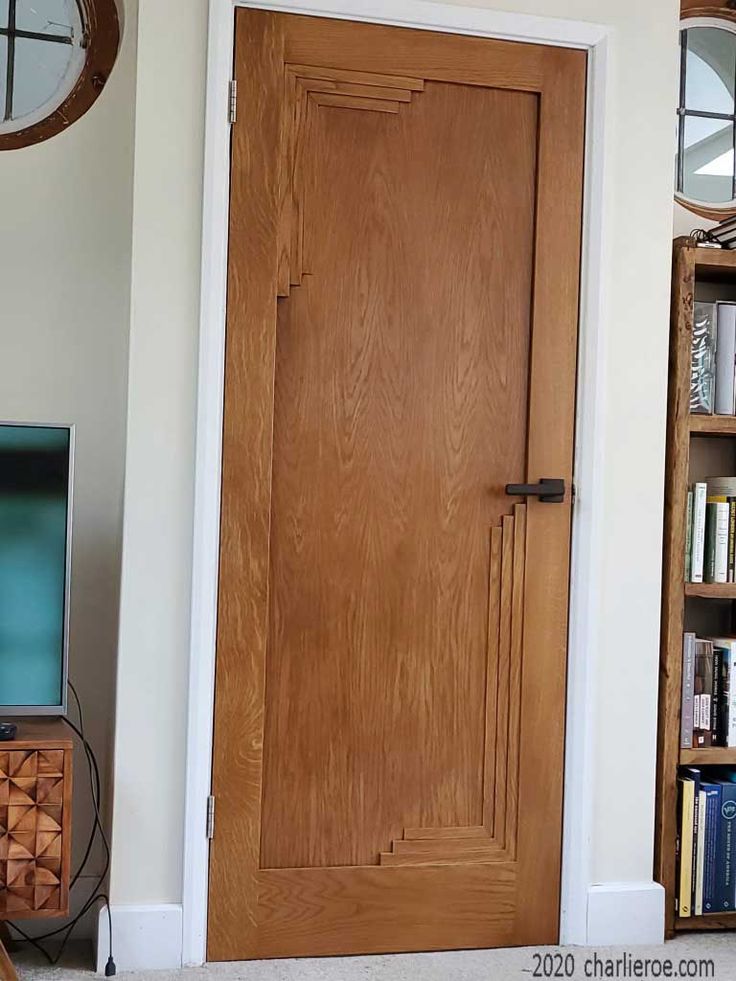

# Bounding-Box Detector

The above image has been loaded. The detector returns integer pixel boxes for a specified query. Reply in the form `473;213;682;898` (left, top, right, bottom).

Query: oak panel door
209;9;585;961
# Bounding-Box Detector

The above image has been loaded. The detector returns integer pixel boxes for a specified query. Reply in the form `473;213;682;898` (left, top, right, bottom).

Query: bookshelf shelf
684;583;736;598
679;747;736;765
675;912;736;931
689;415;736;436
656;239;736;939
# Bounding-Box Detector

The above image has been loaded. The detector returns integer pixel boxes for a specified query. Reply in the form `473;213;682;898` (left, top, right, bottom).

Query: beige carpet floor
7;934;736;980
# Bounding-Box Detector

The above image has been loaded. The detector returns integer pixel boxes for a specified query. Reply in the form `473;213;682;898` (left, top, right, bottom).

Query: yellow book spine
679;778;695;917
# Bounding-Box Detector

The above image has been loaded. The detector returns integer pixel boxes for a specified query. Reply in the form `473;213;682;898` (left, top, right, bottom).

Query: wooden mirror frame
0;0;120;151
677;1;736;220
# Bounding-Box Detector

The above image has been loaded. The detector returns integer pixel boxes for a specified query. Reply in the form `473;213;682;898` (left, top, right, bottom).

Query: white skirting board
96;903;183;973
94;885;663;970
587;882;665;945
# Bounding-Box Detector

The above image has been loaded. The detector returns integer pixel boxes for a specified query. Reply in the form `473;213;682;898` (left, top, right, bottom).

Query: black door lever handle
505;477;565;503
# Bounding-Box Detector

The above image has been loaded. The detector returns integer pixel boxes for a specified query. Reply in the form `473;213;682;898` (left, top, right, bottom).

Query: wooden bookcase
656;237;736;935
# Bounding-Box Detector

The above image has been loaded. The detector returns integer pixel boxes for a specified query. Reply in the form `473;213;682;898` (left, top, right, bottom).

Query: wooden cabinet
0;720;72;920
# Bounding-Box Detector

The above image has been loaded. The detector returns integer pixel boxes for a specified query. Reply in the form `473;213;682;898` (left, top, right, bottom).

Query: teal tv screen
0;425;71;709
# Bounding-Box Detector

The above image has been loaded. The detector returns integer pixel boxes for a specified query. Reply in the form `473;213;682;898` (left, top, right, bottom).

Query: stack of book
681;633;736;749
690;301;736;415
709;217;736;249
685;479;736;583
677;768;736;917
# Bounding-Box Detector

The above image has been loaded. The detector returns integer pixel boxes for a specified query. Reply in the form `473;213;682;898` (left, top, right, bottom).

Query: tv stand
0;719;73;979
0;924;16;981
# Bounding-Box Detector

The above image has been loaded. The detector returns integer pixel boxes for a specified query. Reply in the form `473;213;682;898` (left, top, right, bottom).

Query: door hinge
206;795;216;839
228;79;237;125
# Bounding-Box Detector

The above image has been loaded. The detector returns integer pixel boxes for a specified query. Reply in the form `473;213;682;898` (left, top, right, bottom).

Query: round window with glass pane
0;0;119;150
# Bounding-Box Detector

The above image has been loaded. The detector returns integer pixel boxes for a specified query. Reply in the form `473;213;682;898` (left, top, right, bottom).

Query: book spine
695;641;714;747
690;772;701;911
713;647;724;744
679;778;695;916
707;499;730;583
729;499;736;583
715;303;736;415
681;633;696;749
720;649;731;749
703;786;721;912
696;788;707;915
686;490;694;581
706;503;716;583
692;483;708;583
717;784;736;911
717;502;730;583
729;647;736;747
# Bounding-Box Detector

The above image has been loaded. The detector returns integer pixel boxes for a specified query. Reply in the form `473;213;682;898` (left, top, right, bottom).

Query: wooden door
210;10;585;961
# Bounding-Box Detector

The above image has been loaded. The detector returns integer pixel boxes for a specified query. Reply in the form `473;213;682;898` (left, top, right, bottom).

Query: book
705;499;730;583
700;637;736;748
720;645;732;748
696;787;708;915
712;639;736;747
681;632;696;749
712;216;736;238
729;499;736;583
694;639;714;747
678;776;696;916
714;777;736;911
702;781;722;912
727;643;736;748
691;483;708;583
716;302;736;415
683;767;702;913
704;478;736;499
686;489;693;581
691;301;716;415
713;645;726;744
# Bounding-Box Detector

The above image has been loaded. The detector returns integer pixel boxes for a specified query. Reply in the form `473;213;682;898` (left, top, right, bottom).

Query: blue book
701;781;722;912
713;773;736;911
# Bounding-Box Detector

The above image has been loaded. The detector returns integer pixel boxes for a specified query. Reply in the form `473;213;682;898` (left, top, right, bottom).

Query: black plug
104;955;116;976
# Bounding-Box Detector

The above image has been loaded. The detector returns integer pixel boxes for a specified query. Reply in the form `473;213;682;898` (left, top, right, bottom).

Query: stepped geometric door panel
210;10;585;961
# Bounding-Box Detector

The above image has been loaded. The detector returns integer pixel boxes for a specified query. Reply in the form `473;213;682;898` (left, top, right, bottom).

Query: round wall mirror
0;0;119;150
677;12;736;217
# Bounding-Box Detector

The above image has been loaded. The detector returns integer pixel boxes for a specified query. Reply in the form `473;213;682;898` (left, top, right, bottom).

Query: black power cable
6;680;116;975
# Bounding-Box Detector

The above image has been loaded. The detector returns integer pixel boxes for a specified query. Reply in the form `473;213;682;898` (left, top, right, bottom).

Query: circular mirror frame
0;0;119;151
678;1;736;218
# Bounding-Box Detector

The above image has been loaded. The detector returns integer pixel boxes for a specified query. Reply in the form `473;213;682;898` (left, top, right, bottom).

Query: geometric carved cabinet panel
0;727;72;919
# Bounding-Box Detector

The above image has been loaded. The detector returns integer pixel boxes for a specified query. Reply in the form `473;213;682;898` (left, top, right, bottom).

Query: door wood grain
209;10;585;960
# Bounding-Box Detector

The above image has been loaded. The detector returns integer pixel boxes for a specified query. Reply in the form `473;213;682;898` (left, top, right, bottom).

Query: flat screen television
0;423;73;715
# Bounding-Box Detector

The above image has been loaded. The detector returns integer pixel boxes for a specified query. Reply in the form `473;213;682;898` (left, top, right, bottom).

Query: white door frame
183;0;611;965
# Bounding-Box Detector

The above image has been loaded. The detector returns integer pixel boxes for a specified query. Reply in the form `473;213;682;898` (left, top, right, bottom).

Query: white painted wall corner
96;904;183;974
586;882;665;946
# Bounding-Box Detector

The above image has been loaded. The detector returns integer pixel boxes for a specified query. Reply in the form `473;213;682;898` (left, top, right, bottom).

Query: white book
695;788;707;915
712;501;730;583
716;302;736;414
728;646;736;748
691;482;708;583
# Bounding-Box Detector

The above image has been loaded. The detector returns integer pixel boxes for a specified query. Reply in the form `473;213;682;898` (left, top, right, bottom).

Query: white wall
674;200;716;237
0;0;137;935
108;0;207;906
106;0;680;960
